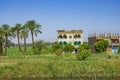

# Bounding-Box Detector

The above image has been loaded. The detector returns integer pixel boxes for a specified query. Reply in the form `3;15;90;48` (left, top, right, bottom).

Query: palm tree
20;25;28;52
0;27;4;55
26;20;42;49
11;23;22;52
1;24;12;55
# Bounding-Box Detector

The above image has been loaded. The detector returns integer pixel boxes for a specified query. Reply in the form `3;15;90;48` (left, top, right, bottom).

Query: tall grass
0;53;120;78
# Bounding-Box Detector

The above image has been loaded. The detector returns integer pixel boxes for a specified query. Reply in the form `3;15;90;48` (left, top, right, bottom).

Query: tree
63;44;74;52
78;43;90;52
0;27;4;55
52;42;63;51
118;45;120;53
34;40;46;55
20;25;28;52
1;24;12;55
94;40;109;53
25;20;42;49
11;23;22;52
76;43;91;61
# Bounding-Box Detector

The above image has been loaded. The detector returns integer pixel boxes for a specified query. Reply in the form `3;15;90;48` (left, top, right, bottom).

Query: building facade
57;30;83;47
88;33;120;53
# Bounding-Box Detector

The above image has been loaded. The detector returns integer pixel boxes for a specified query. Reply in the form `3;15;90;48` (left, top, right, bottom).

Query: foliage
52;42;63;51
63;44;74;52
11;23;23;52
33;49;41;55
76;43;91;61
1;53;120;79
118;45;120;53
76;49;91;61
94;40;109;53
34;40;46;54
78;43;90;52
25;20;42;49
55;48;63;56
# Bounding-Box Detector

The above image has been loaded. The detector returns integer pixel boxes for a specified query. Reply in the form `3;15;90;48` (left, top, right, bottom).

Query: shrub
94;40;109;53
52;42;63;51
78;43;90;52
118;45;120;54
34;40;46;54
33;49;41;55
55;49;63;56
76;49;91;61
63;44;74;53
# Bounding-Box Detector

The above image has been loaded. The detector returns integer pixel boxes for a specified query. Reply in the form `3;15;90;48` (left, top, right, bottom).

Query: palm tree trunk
31;30;35;49
4;35;8;55
24;36;27;52
17;32;22;52
0;42;3;55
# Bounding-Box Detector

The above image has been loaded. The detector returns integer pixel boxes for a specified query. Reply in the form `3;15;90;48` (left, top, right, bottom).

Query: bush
63;44;74;53
94;40;109;53
118;45;120;53
52;42;63;51
34;40;46;54
33;49;41;55
78;43;90;52
76;49;91;61
55;49;63;56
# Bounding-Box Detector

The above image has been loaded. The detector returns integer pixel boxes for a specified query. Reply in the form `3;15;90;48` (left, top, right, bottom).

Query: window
78;41;81;45
59;42;62;45
63;41;67;45
69;36;72;38
74;41;78;45
74;34;77;38
78;35;81;38
63;35;67;38
58;35;62;38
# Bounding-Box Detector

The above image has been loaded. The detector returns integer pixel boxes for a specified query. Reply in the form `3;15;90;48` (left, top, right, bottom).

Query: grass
0;47;120;79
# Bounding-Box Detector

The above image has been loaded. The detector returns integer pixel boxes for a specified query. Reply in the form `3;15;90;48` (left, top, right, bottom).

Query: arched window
58;35;62;38
74;34;77;38
77;41;81;45
63;35;67;38
63;41;67;45
74;41;78;45
59;41;63;45
69;36;72;38
78;35;81;38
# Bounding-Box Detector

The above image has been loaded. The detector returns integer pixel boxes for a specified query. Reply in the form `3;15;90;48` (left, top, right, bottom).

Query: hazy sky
0;0;120;43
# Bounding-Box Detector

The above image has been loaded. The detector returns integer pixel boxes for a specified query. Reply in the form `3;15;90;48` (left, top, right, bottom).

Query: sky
0;0;120;43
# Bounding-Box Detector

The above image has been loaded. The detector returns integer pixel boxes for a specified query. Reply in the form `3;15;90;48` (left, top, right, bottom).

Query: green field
0;47;120;79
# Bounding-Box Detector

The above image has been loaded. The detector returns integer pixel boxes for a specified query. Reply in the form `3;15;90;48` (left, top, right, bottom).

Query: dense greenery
76;43;91;61
94;40;109;53
52;42;63;51
0;20;42;55
0;47;120;79
63;44;74;52
118;45;120;53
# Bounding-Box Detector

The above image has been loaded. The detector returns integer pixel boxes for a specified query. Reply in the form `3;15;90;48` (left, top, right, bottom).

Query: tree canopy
94;40;109;53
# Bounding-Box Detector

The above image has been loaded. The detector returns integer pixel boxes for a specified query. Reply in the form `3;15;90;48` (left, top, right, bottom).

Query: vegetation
0;47;120;79
25;20;42;49
76;43;91;61
11;23;23;52
0;20;42;55
78;43;90;52
63;44;74;53
0;20;120;79
118;45;120;53
52;42;63;52
94;40;109;53
33;40;46;55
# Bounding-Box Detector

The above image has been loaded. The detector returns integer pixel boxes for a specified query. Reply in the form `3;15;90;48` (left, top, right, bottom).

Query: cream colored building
57;30;83;47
